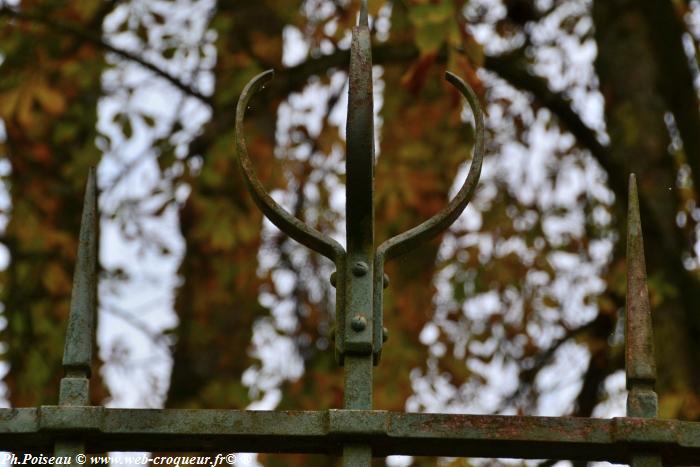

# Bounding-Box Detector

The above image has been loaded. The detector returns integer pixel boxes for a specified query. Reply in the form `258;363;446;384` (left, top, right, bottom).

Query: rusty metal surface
626;174;660;466
61;167;98;383
625;174;658;415
345;4;374;258
56;169;97;465
343;13;375;359
342;4;375;463
2;408;700;463
234;69;345;264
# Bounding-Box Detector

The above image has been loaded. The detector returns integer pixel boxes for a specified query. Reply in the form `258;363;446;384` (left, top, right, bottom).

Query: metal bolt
330;271;337;287
383;273;390;289
382;326;389;342
352;261;369;276
351;314;367;332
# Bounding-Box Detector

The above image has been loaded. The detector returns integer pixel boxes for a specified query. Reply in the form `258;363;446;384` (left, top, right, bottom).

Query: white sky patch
97;0;215;408
0;127;9;409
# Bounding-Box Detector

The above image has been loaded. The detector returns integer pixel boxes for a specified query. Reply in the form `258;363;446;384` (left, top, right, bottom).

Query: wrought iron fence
1;1;699;466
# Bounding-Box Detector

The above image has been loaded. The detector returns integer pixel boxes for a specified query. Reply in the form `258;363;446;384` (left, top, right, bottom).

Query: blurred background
1;0;700;465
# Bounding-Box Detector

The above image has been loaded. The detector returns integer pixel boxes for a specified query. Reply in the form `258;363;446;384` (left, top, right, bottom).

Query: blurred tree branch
0;5;212;105
639;0;700;203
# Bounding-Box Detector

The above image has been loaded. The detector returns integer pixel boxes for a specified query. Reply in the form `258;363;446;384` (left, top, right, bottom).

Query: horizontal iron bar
1;408;699;463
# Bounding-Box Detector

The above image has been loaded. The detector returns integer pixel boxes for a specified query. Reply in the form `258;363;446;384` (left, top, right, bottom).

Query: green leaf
408;0;455;54
141;113;157;128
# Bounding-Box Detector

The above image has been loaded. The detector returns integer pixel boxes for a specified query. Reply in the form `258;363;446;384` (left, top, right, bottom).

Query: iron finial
62;167;98;377
625;173;658;418
235;0;484;370
58;170;98;408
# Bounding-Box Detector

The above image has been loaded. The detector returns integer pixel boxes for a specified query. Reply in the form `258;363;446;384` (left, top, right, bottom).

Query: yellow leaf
0;90;20;117
368;0;387;16
34;84;66;115
42;262;72;296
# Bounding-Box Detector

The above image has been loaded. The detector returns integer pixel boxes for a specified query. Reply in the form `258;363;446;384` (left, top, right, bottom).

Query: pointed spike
625;173;658;418
346;2;374;255
359;0;368;27
62;168;98;378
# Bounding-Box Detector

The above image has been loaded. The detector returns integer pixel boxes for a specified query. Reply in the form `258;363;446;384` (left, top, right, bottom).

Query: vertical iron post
343;1;374;464
625;174;661;467
55;168;98;465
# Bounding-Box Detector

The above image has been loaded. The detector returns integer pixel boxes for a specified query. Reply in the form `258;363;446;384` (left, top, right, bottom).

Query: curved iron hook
235;69;346;262
372;72;484;363
376;71;485;263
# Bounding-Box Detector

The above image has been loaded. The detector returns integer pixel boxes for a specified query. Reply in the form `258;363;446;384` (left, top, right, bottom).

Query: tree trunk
593;0;700;419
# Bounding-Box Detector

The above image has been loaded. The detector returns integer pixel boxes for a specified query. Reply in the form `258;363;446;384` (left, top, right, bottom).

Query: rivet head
351;314;367;332
330;271;337;287
352;261;369;276
382;326;389;342
383;273;390;289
